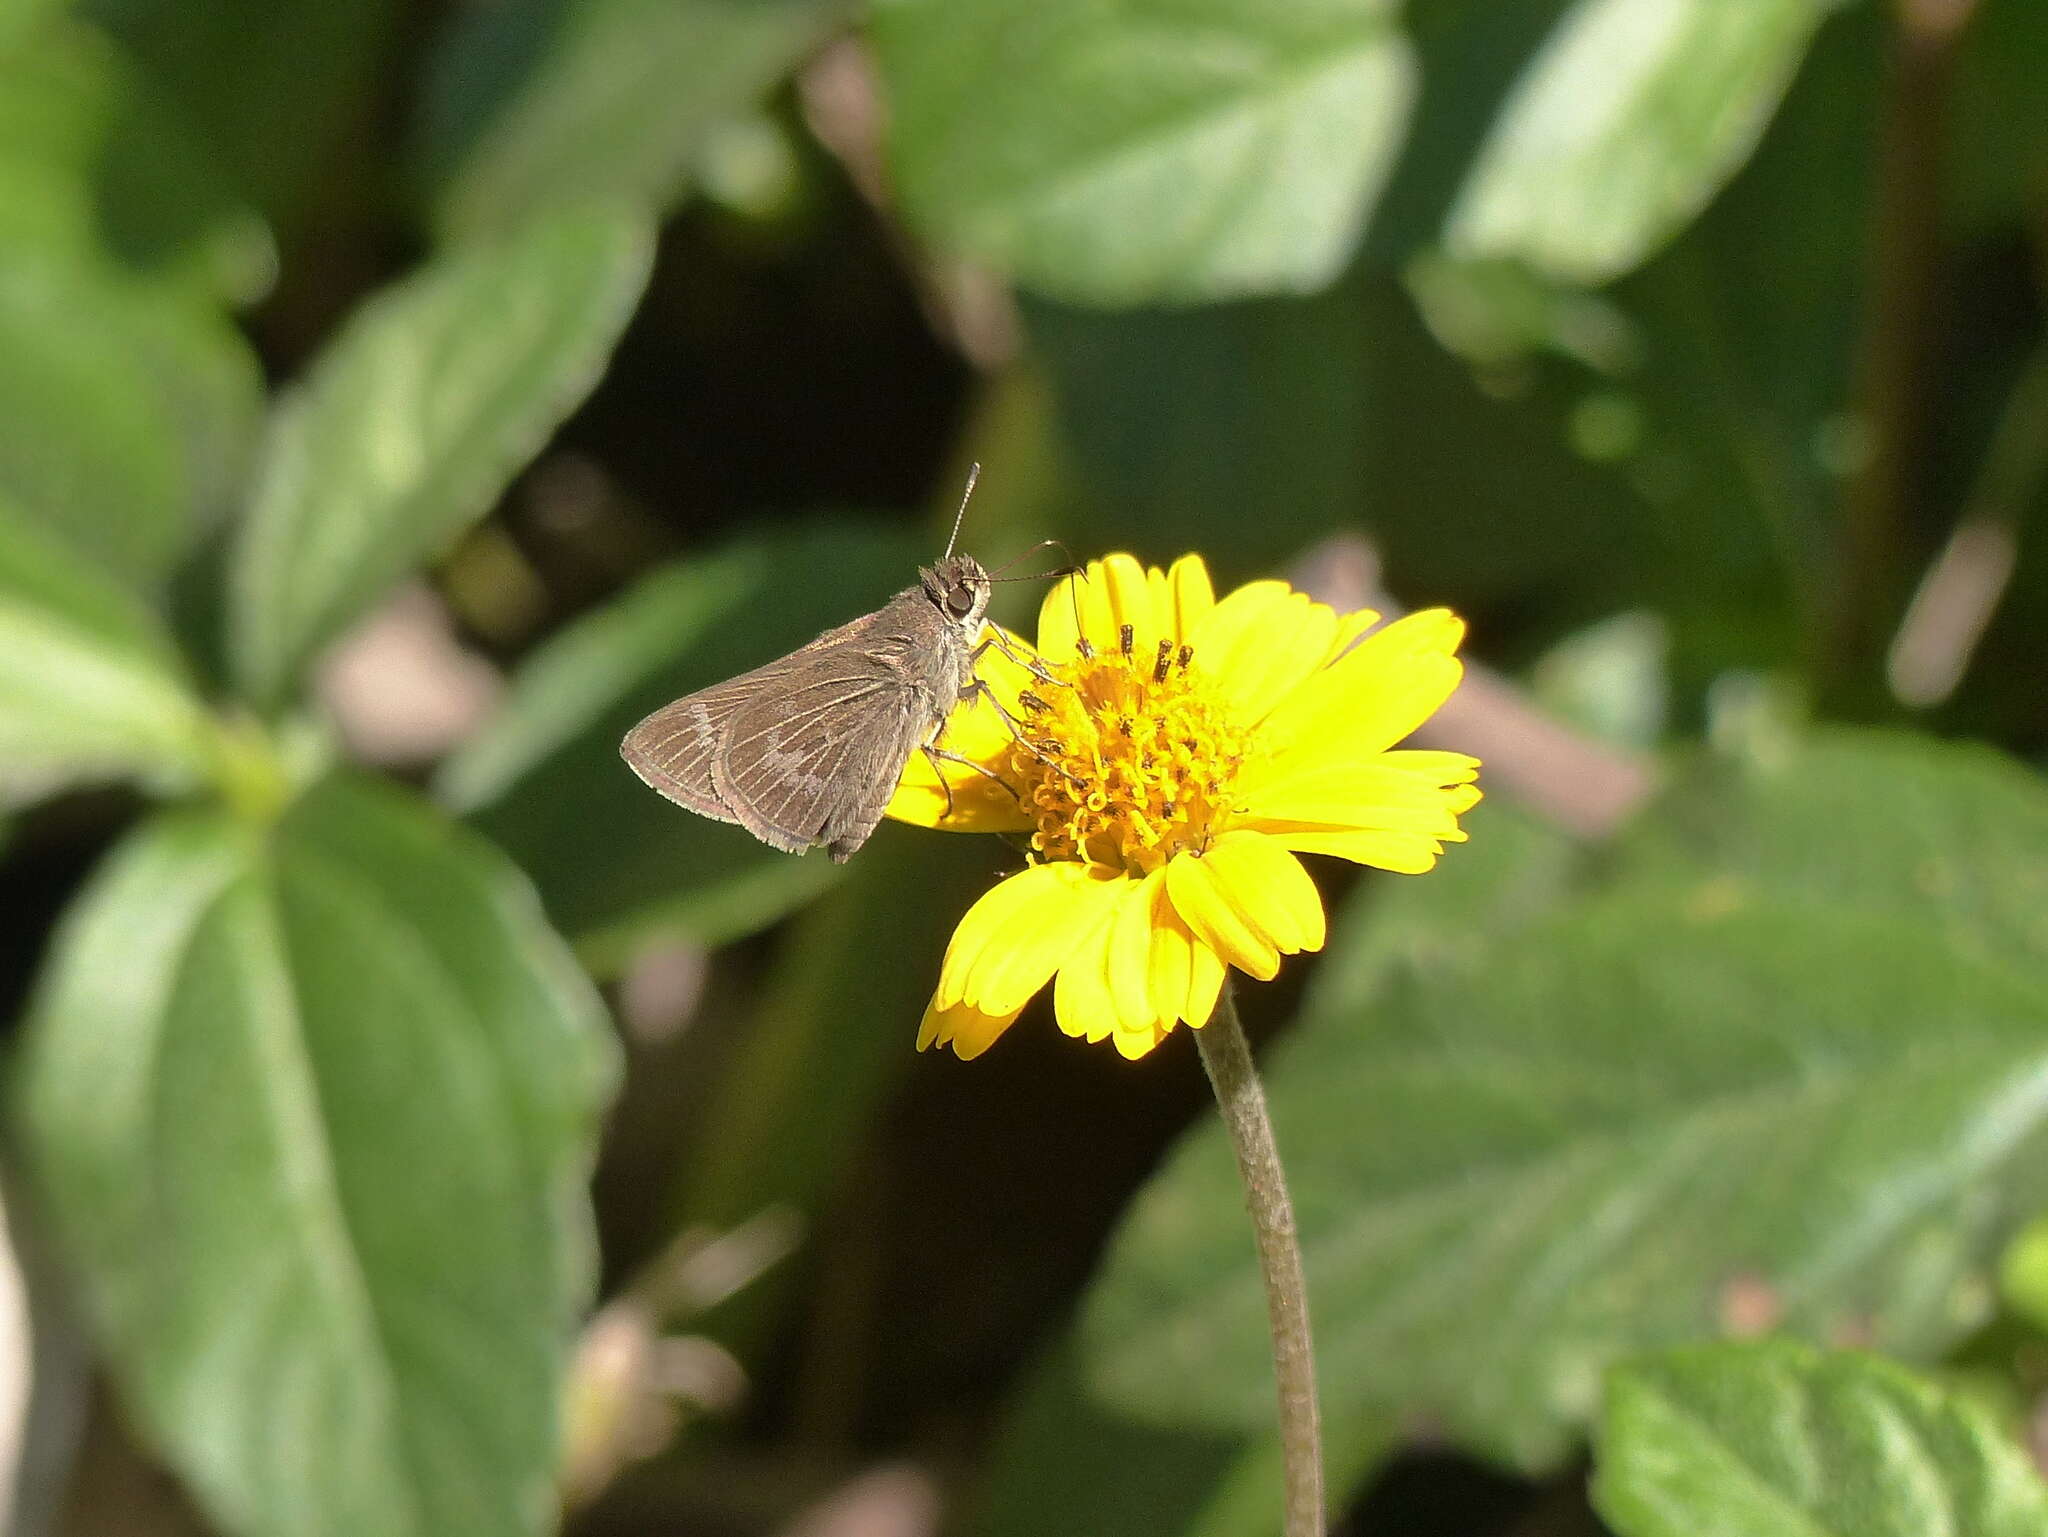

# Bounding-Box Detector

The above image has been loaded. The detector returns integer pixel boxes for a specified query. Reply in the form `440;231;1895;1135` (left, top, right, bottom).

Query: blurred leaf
1445;0;1843;283
1028;269;1654;604
228;206;654;708
874;0;1415;305
82;0;402;227
0;20;273;303
1592;1341;2048;1537
1529;611;1670;748
0;0;58;46
437;519;928;968
1947;0;2048;241
0;1166;91;1537
0;496;214;808
1998;1213;2048;1334
0;257;263;590
14;774;618;1537
679;820;991;1234
975;1333;1392;1537
419;0;844;241
1083;731;2048;1471
1023;288;1370;575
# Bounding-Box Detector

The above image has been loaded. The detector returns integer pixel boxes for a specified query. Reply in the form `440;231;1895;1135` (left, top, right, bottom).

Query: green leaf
82;0;402;228
0;0;58;47
1446;0;1845;283
14;774;618;1537
1023;286;1371;574
1593;1342;2048;1537
0;496;214;807
419;0;844;241
436;520;926;967
0;256;264;590
228;206;654;708
974;1333;1393;1537
873;0;1415;304
1998;1213;2048;1335
1082;732;2048;1471
0;19;273;302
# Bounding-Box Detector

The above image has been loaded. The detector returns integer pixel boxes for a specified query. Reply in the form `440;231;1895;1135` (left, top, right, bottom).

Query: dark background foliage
1;1;2046;1535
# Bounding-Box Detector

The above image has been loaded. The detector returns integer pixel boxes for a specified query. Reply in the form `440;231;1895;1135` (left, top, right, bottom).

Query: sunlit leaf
419;0;844;240
1593;1342;2048;1537
228;205;653;708
14;775;618;1537
874;0;1415;304
1083;733;2048;1470
0;496;213;808
1446;0;1846;282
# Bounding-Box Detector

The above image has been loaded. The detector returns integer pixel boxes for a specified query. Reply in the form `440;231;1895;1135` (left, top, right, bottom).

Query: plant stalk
1195;984;1324;1537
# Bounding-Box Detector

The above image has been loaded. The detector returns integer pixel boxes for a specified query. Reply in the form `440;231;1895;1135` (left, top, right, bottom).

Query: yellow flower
886;554;1479;1061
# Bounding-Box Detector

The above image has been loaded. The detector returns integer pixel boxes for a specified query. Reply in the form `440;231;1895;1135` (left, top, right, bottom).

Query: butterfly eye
946;585;977;618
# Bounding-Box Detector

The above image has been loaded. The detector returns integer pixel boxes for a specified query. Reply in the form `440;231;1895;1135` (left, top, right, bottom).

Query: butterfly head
920;554;991;634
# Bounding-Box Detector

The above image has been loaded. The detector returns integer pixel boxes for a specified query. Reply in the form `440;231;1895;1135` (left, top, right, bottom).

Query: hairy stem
1195;985;1324;1536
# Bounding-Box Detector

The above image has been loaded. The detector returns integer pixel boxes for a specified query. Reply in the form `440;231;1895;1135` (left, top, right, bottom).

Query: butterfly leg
972;629;1072;688
957;678;1071;777
919;741;1022;821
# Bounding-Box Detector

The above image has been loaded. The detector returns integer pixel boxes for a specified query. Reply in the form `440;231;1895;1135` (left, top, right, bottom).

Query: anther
1153;639;1172;683
1117;716;1134;738
1018;690;1049;713
1177;643;1192;671
1077;637;1095;659
1119;623;1134;658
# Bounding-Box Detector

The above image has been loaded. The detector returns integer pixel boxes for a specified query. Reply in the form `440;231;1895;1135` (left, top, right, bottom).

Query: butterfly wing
620;599;937;859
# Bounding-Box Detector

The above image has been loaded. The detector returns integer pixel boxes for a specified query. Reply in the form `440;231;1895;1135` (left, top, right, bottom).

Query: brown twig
1826;0;1982;710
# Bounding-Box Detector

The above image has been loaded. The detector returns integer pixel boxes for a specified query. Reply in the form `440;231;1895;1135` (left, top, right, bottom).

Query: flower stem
1194;984;1324;1537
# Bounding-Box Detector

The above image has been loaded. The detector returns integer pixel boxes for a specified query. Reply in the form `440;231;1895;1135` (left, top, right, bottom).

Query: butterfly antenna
989;537;1078;581
943;462;981;559
1068;554;1092;659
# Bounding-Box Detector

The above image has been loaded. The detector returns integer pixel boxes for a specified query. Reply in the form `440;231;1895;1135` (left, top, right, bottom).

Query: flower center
1009;627;1249;873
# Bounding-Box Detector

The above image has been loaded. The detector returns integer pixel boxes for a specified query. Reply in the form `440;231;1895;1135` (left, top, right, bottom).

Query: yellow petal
1263;827;1455;873
1145;886;1226;1027
1323;605;1382;664
1187;579;1292;687
1113;1019;1171;1059
1203;831;1327;954
1183;938;1225;1029
1105;868;1168;1033
1262;608;1466;759
1163;555;1215;642
1201;589;1340;724
1037;570;1088;663
1053;911;1120;1043
1238;762;1482;836
967;863;1126;1015
1166;842;1280;980
1100;553;1159;659
917;997;1022;1059
886;748;1031;832
934;862;1117;1012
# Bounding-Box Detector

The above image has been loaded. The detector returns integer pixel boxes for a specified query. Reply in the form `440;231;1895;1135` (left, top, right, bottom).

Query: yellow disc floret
1010;625;1250;874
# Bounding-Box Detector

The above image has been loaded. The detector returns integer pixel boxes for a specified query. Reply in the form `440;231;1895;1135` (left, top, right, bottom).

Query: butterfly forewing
620;553;994;862
714;652;912;853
